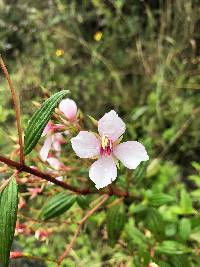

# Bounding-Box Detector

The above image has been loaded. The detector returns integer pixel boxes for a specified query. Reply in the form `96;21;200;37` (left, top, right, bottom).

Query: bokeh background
0;1;200;266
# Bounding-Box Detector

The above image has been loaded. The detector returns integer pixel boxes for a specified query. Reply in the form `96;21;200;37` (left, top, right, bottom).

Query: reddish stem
0;155;128;197
0;57;24;165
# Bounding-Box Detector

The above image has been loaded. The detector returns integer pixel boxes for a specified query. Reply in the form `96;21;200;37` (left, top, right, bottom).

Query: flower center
100;135;113;156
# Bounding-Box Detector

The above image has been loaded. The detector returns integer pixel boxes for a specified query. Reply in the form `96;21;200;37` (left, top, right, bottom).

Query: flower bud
59;98;77;122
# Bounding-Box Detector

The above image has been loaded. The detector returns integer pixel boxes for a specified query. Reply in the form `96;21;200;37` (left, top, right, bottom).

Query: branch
0;56;24;164
58;194;109;265
0;155;128;197
10;251;57;264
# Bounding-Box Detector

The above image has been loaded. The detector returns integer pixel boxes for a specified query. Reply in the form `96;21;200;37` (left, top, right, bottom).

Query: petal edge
113;141;149;169
89;156;117;189
98;110;126;141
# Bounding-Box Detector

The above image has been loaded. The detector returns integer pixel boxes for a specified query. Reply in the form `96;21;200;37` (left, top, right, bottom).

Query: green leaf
146;158;160;178
179;218;191;241
76;195;91;209
191;161;200;172
125;219;147;248
0;178;18;267
149;193;175;207
190;226;200;244
134;161;148;184
155;240;191;255
191;189;200;200
107;204;126;247
165;223;177;237
170;255;191;267
188;174;200;187
145;208;164;237
180;188;195;215
24;90;69;155
39;192;76;220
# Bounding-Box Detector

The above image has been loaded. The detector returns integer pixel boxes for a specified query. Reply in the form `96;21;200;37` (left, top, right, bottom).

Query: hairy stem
0;57;24;164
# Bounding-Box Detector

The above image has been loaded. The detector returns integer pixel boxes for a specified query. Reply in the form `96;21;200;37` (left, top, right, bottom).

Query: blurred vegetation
0;0;200;266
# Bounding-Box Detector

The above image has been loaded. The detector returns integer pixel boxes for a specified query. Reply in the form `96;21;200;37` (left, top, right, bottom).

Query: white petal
98;110;126;141
40;136;53;161
71;131;100;158
89;156;117;189
52;133;63;151
47;157;62;170
59;98;77;121
113;141;149;169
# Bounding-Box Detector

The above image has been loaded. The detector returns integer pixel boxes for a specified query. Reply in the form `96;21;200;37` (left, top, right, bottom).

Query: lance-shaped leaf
0;178;18;267
155;240;191;255
76;195;92;209
24;90;69;155
148;193;175;207
39;192;76;220
107;204;126;247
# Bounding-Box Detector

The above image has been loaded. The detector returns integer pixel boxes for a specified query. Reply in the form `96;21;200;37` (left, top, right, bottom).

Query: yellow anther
101;135;109;149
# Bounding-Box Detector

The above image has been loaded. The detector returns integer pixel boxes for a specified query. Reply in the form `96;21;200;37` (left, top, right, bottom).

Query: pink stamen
100;136;113;156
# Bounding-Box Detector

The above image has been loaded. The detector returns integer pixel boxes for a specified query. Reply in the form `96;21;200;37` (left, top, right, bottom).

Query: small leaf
165;223;177;237
191;161;200;172
24;90;69;155
179;218;191;241
190;226;200;244
39;192;76;220
0;178;18;267
76;195;91;209
146;158;160;178
149;193;175;207
145;208;164;237
125;218;147;249
155;240;191;255
180;188;195;215
170;255;190;267
134;161;148;185
107;204;126;247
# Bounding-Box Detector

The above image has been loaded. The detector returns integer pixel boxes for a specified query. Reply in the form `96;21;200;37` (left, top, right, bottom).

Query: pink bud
28;187;42;199
18;197;26;210
15;223;29;235
59;98;77;122
35;229;49;241
10;251;23;259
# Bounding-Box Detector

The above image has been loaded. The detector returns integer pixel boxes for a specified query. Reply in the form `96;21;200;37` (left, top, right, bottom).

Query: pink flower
59;98;77;122
28;187;42;199
40;122;65;161
71;110;149;189
47;157;63;170
35;229;49;241
15;222;31;236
